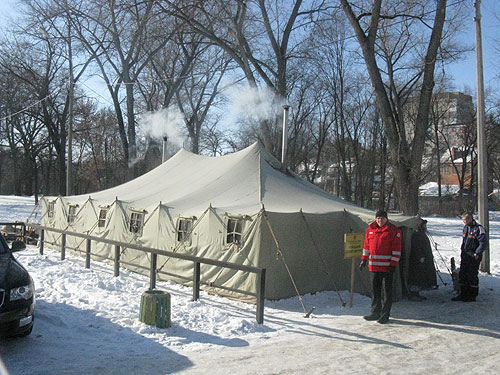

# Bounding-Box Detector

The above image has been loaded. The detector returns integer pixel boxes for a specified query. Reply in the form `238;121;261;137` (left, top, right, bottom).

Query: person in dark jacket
452;212;487;302
359;210;402;324
408;219;438;301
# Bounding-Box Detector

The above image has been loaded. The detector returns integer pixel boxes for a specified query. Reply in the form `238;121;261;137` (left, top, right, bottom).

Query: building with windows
430;92;475;189
406;92;475;191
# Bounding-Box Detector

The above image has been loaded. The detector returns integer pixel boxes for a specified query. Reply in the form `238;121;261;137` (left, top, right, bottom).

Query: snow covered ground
0;195;499;374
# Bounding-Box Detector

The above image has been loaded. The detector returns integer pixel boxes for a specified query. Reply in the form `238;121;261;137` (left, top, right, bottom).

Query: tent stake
304;306;315;318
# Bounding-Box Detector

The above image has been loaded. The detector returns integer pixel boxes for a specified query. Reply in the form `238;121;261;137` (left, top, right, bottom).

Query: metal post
85;239;91;269
114;245;120;277
39;229;44;255
349;258;355;308
193;261;200;301
256;268;266;324
474;0;490;273
66;19;74;197
162;136;168;163
150;253;157;290
281;105;290;170
61;233;66;260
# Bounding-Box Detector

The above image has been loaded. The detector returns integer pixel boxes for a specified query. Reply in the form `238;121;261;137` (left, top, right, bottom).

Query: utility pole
66;9;74;196
474;0;490;273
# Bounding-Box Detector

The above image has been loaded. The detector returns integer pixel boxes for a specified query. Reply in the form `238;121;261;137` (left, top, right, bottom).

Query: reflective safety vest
362;221;402;272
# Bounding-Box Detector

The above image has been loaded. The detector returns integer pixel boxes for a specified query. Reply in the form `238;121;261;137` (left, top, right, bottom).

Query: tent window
67;205;78;223
98;208;108;228
226;218;243;245
129;212;144;234
177;218;193;243
47;201;55;218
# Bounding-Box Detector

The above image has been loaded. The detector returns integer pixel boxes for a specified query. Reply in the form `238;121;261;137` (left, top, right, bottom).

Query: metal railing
31;224;266;324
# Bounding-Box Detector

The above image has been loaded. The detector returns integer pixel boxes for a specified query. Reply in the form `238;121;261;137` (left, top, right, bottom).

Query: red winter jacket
362;221;402;272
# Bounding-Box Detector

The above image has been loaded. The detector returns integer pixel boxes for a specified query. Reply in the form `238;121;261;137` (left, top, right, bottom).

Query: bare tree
199;118;228;156
340;0;465;214
72;103;126;193
486;112;500;192
163;0;327;155
1;0;95;194
68;0;178;177
137;29;203;113
0;35;70;194
175;48;230;154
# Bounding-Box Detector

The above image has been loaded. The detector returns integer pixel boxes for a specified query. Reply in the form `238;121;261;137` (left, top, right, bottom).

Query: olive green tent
41;142;421;301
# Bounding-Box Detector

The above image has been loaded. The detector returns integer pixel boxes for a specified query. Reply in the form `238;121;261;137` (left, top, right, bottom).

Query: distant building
406;92;475;193
439;147;473;188
431;92;474;129
431;92;475;191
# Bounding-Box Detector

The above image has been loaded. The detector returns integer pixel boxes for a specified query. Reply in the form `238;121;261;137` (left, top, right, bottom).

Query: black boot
363;313;380;321
452;284;466;301
452;289;464;301
463;285;477;302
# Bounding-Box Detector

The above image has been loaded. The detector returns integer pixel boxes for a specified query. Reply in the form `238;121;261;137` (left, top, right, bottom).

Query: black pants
370;271;394;321
459;252;482;298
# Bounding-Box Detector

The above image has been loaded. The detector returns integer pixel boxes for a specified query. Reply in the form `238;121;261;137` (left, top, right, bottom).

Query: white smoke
225;84;286;123
139;106;186;147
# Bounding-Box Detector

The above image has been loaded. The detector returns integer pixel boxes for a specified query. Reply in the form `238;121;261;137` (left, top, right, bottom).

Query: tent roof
63;142;379;220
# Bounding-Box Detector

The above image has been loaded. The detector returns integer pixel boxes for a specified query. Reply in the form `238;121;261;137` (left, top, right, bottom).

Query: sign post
344;233;364;307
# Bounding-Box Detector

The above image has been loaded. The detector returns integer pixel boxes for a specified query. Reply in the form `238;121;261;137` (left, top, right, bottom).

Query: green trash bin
139;290;171;328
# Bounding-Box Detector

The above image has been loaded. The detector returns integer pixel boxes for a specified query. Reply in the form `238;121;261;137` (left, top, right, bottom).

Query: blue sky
0;0;498;95
447;0;500;91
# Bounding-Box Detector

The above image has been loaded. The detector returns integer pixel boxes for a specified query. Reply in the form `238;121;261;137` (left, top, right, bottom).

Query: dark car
0;235;35;337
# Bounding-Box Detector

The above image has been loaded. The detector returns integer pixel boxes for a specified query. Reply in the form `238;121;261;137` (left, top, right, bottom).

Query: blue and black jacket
461;219;487;257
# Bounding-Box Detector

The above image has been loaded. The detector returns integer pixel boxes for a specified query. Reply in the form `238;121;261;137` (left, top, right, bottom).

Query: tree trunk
341;0;447;215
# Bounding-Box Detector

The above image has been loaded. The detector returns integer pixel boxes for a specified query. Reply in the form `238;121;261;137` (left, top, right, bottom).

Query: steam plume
225;84;285;123
139;106;186;147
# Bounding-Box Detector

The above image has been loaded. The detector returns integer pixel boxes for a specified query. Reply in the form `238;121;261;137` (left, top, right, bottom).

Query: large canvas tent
40;142;422;302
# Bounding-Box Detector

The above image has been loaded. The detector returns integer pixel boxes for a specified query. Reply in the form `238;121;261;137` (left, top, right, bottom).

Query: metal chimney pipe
281;105;290;169
162;136;168;163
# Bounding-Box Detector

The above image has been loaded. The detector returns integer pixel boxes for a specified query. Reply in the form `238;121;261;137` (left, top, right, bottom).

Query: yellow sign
344;233;364;259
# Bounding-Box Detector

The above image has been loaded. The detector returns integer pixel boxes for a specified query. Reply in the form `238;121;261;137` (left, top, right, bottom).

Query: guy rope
299;210;346;307
262;209;315;318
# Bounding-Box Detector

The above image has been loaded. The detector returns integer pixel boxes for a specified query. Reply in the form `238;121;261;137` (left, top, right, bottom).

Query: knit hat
375;210;388;219
418;219;428;231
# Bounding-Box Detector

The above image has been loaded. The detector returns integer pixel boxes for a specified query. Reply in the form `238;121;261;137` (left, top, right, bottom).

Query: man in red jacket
359;210;402;324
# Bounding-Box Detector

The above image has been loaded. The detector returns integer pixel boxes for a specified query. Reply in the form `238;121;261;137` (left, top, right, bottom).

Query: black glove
389;265;396;273
359;259;368;271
